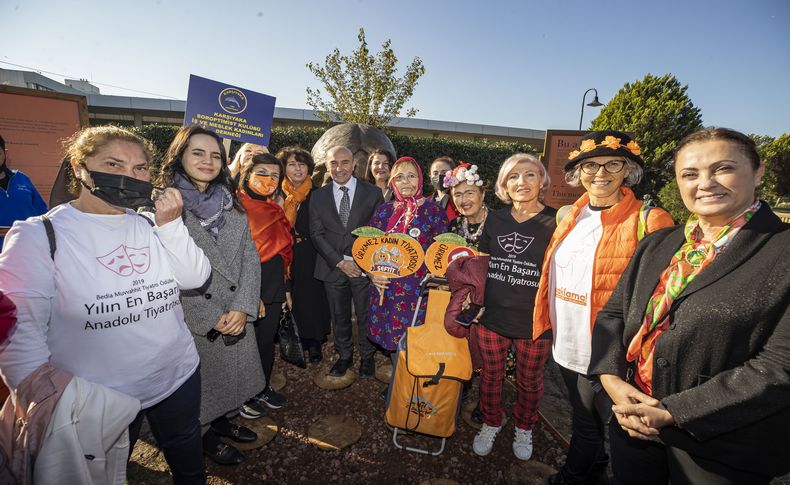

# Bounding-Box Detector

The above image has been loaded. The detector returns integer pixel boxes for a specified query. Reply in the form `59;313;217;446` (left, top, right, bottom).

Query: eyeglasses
392;173;419;183
579;160;626;175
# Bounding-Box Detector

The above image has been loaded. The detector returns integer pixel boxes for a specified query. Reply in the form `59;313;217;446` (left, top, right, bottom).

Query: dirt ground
125;345;790;485
128;346;573;485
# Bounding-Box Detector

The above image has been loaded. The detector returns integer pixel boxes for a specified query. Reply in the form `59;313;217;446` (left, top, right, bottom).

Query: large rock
311;123;397;186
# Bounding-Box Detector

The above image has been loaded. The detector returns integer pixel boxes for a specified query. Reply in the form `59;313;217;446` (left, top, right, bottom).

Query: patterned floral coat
366;198;448;351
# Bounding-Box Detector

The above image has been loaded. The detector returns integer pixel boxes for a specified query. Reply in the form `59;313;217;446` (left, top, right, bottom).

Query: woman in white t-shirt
0;126;212;484
533;130;674;485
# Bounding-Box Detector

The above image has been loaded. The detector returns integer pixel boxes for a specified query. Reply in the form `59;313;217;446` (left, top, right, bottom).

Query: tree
591;73;703;199
755;133;790;207
306;28;425;128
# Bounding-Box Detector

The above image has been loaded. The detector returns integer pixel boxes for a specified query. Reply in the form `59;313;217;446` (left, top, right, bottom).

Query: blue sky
1;0;788;136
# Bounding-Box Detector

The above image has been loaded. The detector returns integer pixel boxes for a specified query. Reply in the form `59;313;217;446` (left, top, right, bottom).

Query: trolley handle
419;275;448;296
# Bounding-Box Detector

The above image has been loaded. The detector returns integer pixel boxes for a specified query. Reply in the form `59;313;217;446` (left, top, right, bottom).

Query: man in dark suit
309;146;384;378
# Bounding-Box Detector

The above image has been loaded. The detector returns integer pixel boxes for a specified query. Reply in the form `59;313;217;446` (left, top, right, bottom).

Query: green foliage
591;73;703;197
269;126;325;154
752;133;790;207
351;226;385;238
657;179;689;224
134;125;535;190
133;124;180;167
434;233;468;246
306;28;425;128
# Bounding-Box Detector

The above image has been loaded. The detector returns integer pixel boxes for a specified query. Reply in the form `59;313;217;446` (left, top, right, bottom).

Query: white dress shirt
332;176;357;214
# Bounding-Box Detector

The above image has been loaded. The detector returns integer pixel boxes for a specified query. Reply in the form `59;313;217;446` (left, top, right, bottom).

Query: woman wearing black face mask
0;126;212;484
429;156;459;222
157;126;266;466
237;153;293;412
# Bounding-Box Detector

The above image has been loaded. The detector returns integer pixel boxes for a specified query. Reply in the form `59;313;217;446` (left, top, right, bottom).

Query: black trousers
559;366;610;484
129;368;205;485
253;302;281;383
323;273;375;361
609;420;771;485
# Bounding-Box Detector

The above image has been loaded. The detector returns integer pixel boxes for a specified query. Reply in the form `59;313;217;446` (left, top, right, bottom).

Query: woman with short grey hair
533;130;674;484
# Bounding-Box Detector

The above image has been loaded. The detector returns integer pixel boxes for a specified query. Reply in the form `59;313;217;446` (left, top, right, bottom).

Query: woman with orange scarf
276;146;331;363
239;153;293;410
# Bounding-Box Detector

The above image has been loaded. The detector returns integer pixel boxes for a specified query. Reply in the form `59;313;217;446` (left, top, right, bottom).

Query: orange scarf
281;178;312;227
239;191;294;275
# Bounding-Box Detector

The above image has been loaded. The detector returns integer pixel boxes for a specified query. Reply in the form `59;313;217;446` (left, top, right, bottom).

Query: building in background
0;68;544;149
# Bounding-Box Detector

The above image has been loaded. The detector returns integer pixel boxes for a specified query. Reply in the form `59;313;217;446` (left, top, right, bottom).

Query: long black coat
290;190;330;340
589;203;790;476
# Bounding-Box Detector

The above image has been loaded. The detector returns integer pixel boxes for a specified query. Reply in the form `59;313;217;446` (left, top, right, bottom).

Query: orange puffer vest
532;187;674;340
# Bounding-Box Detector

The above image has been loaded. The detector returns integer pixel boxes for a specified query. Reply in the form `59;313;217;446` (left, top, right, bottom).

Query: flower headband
443;162;484;188
567;136;641;160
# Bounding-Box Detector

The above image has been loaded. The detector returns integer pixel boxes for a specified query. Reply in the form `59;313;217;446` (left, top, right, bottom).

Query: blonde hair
63;125;156;195
231;143;268;166
495;153;550;204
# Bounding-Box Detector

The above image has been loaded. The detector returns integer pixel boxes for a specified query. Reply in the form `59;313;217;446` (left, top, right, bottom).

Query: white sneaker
472;423;501;456
512;427;533;461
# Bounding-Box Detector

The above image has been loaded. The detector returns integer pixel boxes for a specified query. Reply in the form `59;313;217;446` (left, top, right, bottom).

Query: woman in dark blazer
276;146;331;362
159;126;264;466
589;127;790;484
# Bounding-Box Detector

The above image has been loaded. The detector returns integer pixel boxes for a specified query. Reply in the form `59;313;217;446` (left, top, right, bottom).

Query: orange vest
532;187;674;340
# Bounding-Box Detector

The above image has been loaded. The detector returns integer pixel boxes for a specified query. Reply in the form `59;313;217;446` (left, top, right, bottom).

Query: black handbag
278;307;307;368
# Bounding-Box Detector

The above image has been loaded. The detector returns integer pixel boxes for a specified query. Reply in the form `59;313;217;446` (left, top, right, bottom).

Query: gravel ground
128;346;570;484
128;345;790;485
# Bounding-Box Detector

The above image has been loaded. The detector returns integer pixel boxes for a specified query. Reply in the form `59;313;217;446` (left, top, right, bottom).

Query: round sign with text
352;234;425;278
424;241;477;277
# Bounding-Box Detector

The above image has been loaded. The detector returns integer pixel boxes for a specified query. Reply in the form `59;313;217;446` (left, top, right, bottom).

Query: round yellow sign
424;241;477;277
352;234;425;278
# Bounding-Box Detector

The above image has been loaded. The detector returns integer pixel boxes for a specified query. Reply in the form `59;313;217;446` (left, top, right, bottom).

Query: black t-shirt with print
478;206;556;339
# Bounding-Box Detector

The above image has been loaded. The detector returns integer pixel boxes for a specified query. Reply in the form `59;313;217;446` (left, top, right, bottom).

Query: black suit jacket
589;203;790;476
308;178;384;282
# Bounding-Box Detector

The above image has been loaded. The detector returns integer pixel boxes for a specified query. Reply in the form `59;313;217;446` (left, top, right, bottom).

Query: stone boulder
311;123;396;186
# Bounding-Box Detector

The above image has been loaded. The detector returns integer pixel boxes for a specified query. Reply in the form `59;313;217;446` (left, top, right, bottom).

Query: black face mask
430;173;446;193
82;170;153;210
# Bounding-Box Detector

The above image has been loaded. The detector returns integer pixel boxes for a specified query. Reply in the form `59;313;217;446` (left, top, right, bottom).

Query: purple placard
183;74;276;146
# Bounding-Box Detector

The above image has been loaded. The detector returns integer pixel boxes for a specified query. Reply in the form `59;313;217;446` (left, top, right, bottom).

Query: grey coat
180;207;264;425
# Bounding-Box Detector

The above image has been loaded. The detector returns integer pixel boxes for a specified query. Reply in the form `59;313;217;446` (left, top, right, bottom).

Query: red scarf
386;157;425;233
239;190;294;274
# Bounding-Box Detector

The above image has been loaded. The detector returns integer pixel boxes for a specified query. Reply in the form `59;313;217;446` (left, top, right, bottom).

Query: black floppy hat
565;130;643;172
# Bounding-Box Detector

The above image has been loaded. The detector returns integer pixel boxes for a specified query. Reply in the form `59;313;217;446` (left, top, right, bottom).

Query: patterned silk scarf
626;200;760;395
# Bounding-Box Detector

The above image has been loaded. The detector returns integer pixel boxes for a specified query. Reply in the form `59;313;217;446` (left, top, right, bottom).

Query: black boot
203;430;244;465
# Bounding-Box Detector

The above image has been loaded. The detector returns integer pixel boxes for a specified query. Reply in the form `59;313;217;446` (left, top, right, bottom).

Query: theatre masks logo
497;232;534;255
97;245;151;276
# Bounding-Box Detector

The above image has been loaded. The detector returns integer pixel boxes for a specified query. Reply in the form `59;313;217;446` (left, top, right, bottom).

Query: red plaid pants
475;324;551;430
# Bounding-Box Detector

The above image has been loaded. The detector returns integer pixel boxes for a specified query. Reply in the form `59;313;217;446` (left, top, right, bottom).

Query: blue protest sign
183;75;276;146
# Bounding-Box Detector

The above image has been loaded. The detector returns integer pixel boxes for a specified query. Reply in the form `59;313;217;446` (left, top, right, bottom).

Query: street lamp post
579;88;603;130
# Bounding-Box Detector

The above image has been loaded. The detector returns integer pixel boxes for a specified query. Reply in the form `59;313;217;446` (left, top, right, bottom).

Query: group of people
0;124;786;485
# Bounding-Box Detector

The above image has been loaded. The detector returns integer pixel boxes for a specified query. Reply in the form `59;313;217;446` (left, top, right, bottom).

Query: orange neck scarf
281;178;312;227
239;190;294;273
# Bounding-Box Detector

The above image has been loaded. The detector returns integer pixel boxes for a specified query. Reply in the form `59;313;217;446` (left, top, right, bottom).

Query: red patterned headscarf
386;156;425;233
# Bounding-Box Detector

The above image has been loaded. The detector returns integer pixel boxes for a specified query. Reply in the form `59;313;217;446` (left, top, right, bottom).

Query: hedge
132;124;535;184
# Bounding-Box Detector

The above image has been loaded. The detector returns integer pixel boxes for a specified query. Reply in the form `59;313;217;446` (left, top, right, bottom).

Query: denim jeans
128;368;205;485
